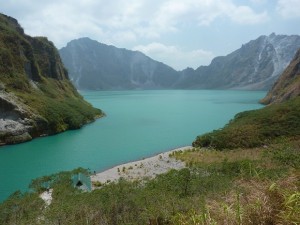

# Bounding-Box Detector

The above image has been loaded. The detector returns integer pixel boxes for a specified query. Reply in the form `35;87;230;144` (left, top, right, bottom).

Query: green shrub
93;181;102;187
270;143;300;169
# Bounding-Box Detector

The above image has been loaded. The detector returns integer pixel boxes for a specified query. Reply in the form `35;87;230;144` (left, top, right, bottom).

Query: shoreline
91;146;192;186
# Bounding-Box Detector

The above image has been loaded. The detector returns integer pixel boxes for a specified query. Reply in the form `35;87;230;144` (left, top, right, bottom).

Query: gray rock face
0;92;34;145
0;89;54;145
59;38;179;90
0;119;32;145
178;33;300;90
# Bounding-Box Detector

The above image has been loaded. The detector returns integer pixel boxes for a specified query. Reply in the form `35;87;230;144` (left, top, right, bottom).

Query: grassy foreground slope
0;142;299;224
0;14;103;145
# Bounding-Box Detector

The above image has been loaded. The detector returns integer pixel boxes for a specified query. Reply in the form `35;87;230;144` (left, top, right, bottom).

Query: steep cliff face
178;33;300;90
0;14;102;145
59;38;179;90
260;49;300;104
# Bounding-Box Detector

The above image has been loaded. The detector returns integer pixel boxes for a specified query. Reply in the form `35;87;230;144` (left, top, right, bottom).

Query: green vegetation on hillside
14;78;102;133
0;13;103;143
193;96;300;150
0;141;299;224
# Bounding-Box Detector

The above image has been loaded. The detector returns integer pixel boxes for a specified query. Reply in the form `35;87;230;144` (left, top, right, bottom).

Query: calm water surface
0;90;266;201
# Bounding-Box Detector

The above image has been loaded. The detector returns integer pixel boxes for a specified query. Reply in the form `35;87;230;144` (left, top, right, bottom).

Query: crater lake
0;90;266;201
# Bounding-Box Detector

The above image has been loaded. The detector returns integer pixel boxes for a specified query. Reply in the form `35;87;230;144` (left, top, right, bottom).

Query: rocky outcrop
59;38;179;90
0;92;33;145
0;14;102;145
260;49;300;104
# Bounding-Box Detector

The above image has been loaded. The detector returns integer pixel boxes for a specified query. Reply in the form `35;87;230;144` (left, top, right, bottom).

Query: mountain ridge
60;34;300;91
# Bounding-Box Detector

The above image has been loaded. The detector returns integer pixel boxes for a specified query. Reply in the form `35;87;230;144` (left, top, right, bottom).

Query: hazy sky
2;0;300;70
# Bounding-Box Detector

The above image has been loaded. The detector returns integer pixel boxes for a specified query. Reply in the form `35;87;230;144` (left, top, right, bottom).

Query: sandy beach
91;146;192;187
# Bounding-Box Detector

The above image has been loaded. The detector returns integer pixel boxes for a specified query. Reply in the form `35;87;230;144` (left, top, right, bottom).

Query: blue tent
71;173;92;192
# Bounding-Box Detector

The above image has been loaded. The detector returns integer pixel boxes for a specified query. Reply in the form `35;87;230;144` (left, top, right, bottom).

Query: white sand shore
91;146;192;187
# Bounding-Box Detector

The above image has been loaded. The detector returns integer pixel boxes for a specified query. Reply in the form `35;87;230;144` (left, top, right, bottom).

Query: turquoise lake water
0;90;266;202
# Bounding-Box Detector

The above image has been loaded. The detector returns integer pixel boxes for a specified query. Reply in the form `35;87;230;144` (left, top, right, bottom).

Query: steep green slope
0;14;103;145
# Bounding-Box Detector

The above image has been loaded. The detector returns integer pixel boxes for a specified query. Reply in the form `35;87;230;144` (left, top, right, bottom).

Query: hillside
261;48;300;104
59;38;179;90
0;14;103;145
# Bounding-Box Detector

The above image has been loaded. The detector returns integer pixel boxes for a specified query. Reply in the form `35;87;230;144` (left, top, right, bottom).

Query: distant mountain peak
268;32;276;38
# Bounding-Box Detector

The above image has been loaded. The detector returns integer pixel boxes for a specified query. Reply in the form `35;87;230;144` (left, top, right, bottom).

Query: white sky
2;0;300;70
